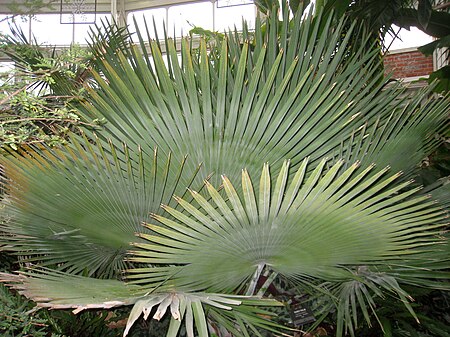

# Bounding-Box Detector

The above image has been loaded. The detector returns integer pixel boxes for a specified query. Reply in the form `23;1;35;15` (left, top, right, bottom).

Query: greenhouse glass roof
0;0;256;47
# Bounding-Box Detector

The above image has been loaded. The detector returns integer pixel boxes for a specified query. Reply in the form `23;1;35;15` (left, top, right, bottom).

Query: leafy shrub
0;284;50;337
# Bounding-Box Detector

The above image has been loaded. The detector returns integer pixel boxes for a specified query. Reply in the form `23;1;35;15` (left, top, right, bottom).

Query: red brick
383;50;433;78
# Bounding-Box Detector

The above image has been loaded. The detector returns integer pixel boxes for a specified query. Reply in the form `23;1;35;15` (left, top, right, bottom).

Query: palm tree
1;3;449;336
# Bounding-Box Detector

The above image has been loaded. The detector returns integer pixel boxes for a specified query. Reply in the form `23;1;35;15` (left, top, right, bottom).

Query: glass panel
127;8;167;42
73;13;111;44
0;15;31;41
60;0;97;24
214;3;255;32
25;13;111;45
32;14;74;45
0;61;15;72
0;15;10;36
168;2;214;37
385;26;433;51
216;0;254;7
0;61;15;86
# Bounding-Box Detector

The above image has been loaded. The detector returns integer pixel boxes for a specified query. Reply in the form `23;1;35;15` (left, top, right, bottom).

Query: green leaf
0;138;200;277
166;297;186;337
192;300;208;337
418;0;433;30
1;5;449;337
418;34;450;56
129;161;446;294
428;65;450;93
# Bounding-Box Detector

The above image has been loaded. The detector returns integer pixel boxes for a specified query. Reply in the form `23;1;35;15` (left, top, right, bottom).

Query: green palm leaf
1;135;202;277
333;269;419;337
335;89;450;176
76;8;449;188
0;268;140;311
128;160;445;293
3;160;445;336
0;268;284;337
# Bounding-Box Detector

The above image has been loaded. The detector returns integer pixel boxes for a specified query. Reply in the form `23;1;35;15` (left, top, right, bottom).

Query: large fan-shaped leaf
0;135;202;277
4;159;445;336
335;89;450;176
75;8;449;188
127;160;446;293
0;269;284;337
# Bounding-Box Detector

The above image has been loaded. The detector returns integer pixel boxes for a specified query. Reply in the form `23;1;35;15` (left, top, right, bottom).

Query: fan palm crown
1;2;449;336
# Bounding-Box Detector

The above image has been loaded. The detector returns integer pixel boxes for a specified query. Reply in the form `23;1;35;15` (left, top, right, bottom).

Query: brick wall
384;49;433;79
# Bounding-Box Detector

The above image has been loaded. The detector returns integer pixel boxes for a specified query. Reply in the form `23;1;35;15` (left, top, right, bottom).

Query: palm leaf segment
128;159;445;292
1;135;203;277
0;269;283;337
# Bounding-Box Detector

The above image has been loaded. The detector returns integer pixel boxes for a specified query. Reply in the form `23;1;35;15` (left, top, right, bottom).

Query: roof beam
0;0;211;15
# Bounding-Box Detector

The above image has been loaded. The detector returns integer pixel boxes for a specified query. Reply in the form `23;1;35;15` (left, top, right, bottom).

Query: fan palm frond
127;160;446;292
2;160;446;335
0;268;140;310
76;8;449;188
0;268;284;337
0;134;202;277
335;88;450;176
334;269;419;337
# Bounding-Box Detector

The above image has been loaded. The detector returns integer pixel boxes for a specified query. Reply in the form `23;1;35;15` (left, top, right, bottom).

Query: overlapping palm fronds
1;133;204;278
1;2;449;336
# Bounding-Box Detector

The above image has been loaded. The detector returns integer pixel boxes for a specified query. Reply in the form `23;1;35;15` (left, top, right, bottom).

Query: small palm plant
1;3;449;336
